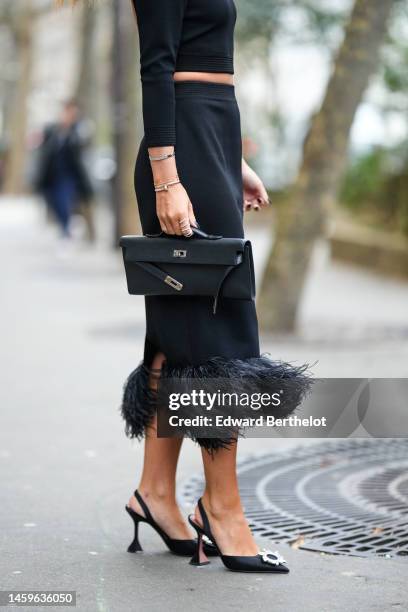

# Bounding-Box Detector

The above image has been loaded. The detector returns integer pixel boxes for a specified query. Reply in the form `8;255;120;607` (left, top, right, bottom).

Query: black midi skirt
121;81;311;450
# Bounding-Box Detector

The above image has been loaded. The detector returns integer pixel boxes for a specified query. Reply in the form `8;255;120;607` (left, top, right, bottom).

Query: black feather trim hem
120;362;158;440
120;354;313;451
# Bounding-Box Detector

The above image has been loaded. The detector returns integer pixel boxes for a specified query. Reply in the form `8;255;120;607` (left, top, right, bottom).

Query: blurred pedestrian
34;98;94;241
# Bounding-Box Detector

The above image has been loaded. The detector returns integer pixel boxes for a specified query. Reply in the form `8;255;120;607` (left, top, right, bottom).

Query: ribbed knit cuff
144;126;176;148
176;53;234;74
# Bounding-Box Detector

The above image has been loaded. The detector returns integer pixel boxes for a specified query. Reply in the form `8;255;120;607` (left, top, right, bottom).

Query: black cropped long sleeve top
132;0;237;148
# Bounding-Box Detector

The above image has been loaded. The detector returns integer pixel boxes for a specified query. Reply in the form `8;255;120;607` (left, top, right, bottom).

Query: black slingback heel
188;498;289;573
125;490;218;557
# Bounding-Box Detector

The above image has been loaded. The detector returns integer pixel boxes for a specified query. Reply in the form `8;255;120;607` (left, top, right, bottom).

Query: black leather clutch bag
119;228;255;314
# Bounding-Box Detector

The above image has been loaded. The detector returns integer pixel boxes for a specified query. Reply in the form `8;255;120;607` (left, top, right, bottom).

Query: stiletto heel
189;522;210;566
124;489;218;557
125;506;143;553
189;498;290;573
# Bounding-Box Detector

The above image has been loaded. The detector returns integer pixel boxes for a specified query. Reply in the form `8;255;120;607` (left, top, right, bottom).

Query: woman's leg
195;442;259;556
127;352;192;540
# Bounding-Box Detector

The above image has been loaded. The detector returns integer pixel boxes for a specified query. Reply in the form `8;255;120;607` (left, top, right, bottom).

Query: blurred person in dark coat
35;98;95;241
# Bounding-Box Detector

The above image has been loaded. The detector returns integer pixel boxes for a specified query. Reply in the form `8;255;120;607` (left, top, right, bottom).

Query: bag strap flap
120;236;247;266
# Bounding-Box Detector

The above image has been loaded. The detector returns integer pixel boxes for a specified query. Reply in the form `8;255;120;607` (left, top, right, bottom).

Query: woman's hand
156;183;197;236
242;158;270;213
148;146;197;236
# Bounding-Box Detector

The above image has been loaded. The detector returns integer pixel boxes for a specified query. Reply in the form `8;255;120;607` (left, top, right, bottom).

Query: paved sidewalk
0;198;406;611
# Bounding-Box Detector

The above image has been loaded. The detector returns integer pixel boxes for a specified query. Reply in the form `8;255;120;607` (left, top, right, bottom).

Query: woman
120;0;312;573
67;0;310;572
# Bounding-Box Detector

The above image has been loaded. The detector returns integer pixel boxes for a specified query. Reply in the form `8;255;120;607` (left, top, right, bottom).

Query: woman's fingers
169;215;183;235
158;210;172;234
160;221;170;234
159;214;192;236
257;184;270;207
179;216;193;237
244;198;261;212
167;213;193;236
188;200;198;229
257;196;270;208
244;199;252;212
159;215;177;235
244;194;270;213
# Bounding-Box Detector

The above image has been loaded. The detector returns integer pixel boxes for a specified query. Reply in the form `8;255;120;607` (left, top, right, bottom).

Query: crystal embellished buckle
258;548;287;566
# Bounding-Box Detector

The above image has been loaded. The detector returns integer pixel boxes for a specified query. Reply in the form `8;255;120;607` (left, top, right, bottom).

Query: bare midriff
173;71;234;85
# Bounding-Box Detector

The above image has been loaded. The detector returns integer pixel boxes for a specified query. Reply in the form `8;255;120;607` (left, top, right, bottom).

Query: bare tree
258;0;396;332
1;0;51;195
111;0;142;245
2;1;34;194
75;1;97;119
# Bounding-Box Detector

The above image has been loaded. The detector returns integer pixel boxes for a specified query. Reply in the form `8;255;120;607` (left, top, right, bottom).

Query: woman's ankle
136;483;177;505
201;491;243;519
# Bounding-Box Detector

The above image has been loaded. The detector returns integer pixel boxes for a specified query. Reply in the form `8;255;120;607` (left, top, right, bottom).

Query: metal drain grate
180;439;408;559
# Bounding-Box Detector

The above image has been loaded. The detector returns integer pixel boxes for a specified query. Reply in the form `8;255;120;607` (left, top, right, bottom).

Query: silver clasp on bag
164;275;183;291
173;249;187;258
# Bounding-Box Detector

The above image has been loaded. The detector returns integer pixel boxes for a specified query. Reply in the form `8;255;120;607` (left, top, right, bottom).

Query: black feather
120;354;313;451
